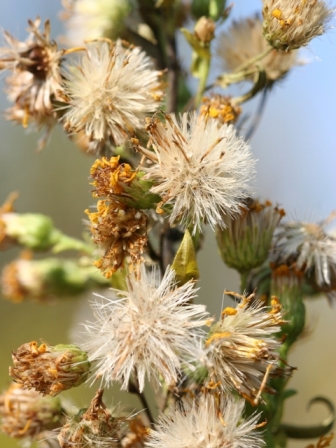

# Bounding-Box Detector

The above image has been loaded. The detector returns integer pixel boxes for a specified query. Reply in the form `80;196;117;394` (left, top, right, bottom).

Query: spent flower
217;15;299;84
83;264;209;391
262;0;333;50
0;18;64;148
205;292;286;404
0;383;63;443
85;199;148;278
10;341;91;396
58;389;122;448
272;213;336;292
137;112;255;234
62;40;163;151
200;94;242;124
145;393;265;448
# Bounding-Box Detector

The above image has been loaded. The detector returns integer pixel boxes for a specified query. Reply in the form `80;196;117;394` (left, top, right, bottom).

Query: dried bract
62;40;163;151
145;393;265;448
83;264;208;391
205;292;286;404
262;0;333;50
217;16;298;83
10;341;91;396
138;112;255;234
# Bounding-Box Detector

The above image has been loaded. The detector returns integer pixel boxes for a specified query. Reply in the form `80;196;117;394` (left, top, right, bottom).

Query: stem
245;88;269;141
194;58;211;107
233;47;273;74
129;377;155;425
239;271;249;294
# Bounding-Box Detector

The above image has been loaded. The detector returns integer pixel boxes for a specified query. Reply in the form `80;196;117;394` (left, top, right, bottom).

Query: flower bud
0;383;63;442
1;254;109;302
0;213;59;250
194;16;215;43
58;389;122;448
216;199;285;273
10;341;91;396
191;0;227;20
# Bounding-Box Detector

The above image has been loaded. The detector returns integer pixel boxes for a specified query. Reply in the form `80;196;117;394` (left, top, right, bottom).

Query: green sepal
180;28;211;60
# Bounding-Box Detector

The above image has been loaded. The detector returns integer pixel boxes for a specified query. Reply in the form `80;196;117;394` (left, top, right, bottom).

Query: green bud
216;200;284;274
10;341;91;396
0;213;59;250
171;230;199;285
1;256;110;302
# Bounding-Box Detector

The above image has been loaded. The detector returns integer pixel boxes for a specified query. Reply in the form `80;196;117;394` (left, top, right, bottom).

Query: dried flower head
272;213;336;294
137;112;255;234
60;0;131;47
85;199;148;278
200;95;242;124
216;199;285;272
145;393;265;448
0;383;63;442
58;389;122;448
217;16;299;83
0;192;18;249
122;417;149;448
62;40;163;151
83;264;209;391
90;156;137;198
262;0;333;50
10;341;91;396
0;18;64;148
205;292;286;405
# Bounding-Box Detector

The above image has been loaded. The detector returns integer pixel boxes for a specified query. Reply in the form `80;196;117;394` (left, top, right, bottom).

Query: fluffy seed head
262;0;334;50
217;15;299;83
272;214;336;297
145;393;265;448
62;40;163;150
139;112;255;234
0;18;64;148
205;292;286;405
83;264;209;391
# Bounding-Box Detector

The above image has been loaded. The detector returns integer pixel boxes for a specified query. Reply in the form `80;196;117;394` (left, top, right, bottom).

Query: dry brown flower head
86;199;148;278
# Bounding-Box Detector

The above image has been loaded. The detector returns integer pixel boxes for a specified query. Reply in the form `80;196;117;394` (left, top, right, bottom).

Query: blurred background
0;0;335;447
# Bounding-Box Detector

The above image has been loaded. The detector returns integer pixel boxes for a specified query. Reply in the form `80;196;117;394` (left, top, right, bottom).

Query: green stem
233;47;273;74
195;58;211;107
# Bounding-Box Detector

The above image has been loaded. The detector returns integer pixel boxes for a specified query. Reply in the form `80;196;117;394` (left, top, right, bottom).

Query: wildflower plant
0;1;335;448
